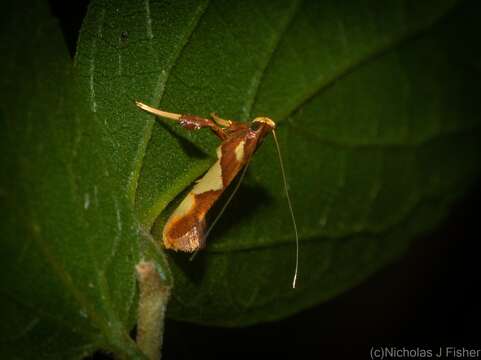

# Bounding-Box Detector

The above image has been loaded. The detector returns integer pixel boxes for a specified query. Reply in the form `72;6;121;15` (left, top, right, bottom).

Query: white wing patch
192;146;224;194
170;192;196;219
234;140;245;162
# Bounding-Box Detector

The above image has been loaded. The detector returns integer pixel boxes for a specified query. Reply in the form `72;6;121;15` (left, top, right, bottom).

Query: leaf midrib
127;0;210;205
244;0;303;120
277;1;460;122
204;124;476;253
133;2;459;231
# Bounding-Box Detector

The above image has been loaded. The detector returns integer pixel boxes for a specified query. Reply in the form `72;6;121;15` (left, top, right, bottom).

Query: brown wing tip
163;220;206;252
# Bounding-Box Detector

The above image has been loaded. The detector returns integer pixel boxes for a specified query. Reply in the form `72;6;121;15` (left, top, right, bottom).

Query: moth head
251;117;276;131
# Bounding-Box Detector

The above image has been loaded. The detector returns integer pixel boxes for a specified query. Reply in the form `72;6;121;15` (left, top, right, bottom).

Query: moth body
136;101;275;252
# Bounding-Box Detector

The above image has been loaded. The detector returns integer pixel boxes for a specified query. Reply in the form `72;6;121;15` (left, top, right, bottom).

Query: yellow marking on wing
192;146;224;194
234;140;245;162
169;192;195;220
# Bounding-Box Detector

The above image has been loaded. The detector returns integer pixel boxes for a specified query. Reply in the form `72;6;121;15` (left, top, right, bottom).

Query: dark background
48;1;480;358
160;184;481;359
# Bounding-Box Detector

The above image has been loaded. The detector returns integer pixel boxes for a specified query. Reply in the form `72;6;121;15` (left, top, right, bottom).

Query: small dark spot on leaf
120;31;129;43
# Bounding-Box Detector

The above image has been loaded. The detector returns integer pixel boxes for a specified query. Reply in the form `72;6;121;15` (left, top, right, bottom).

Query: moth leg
179;114;226;140
210;112;232;128
136;101;226;140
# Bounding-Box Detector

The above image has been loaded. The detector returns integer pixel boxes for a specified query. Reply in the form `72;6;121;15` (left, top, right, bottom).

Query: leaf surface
137;0;481;325
1;0;481;358
0;1;172;358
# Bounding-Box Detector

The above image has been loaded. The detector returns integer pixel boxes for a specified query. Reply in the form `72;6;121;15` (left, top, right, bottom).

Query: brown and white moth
136;101;299;288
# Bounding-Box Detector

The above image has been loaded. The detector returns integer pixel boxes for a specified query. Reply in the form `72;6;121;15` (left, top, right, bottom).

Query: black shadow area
158;121;210;160
48;0;89;58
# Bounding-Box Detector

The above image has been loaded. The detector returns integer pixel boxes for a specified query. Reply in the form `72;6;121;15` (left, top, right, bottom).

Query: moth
136;101;299;288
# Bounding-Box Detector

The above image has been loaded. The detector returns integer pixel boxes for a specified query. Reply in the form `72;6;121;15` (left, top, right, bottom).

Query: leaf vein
244;0;303;120
127;0;210;204
287;118;479;149
280;3;460;122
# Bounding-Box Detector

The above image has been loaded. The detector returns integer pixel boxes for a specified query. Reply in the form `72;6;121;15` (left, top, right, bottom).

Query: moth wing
163;214;206;252
163;131;253;252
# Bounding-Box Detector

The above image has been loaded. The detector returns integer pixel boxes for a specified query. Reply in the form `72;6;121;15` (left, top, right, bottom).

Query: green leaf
1;0;481;358
139;0;481;325
0;1;170;358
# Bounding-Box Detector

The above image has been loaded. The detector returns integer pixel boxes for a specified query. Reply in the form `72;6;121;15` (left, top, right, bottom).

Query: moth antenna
135;101;182;121
202;156;252;245
272;130;299;289
189;250;199;261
